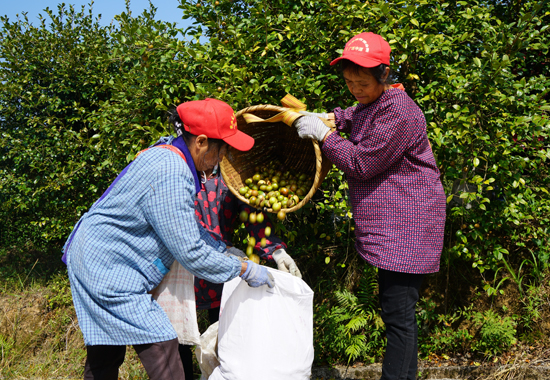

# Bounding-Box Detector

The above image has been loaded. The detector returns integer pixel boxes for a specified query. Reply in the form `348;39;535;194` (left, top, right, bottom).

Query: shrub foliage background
1;0;549;372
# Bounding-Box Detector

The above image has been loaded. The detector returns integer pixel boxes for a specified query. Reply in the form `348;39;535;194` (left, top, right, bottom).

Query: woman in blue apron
64;98;274;380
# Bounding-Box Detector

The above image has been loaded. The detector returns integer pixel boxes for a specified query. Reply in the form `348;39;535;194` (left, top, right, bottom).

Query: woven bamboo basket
220;104;334;214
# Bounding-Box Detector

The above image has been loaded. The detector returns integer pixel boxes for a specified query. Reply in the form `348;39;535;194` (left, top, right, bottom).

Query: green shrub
471;309;517;357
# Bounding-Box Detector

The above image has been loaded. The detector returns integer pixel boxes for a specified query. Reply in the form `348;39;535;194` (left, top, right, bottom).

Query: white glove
294;116;331;142
272;249;302;279
299;110;329;119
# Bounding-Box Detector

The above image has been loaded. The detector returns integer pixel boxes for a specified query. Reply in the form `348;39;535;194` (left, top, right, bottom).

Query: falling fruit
256;212;265;224
249;253;260;264
248;236;256;247
265;226;271;237
239;210;249;222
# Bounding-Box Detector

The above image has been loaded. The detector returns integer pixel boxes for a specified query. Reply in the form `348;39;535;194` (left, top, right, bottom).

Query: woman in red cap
294;32;446;380
63;98;274;380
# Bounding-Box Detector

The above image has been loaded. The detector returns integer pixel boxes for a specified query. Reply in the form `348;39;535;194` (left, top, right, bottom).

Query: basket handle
241;93;308;127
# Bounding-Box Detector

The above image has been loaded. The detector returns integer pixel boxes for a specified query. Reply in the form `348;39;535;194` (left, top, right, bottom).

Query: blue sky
1;0;194;28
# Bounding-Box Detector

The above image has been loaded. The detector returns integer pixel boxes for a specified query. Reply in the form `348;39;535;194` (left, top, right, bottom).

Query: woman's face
343;67;387;105
196;141;228;172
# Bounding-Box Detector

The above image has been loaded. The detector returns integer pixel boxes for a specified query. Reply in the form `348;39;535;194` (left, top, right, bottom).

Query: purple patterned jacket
322;87;446;274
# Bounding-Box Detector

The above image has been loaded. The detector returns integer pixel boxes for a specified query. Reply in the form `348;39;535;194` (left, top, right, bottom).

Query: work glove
299;110;329;119
272;249;302;279
227;246;247;259
294;115;331;142
241;261;275;288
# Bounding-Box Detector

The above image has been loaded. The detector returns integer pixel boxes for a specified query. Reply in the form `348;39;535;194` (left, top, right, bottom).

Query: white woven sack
196;321;220;380
209;267;314;380
151;260;201;345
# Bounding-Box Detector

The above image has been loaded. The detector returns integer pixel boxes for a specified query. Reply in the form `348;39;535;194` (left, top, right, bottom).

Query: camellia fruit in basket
238;159;313;215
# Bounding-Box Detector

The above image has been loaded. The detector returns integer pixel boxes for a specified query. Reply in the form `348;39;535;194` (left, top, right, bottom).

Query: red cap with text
176;98;254;151
330;32;391;68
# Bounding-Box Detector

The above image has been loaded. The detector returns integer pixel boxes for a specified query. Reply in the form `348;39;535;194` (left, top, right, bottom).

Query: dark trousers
84;338;184;380
180;307;220;380
378;268;424;380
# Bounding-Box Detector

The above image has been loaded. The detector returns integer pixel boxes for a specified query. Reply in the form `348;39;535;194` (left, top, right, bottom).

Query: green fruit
265;226;271;237
256;212;265;224
239;210;249;222
253;174;261;182
272;202;282;212
260;237;267;247
249;253;260;264
277;210;286;221
249;212;257;224
246;245;254;256
239;186;248;195
245;178;253;185
248;236;256;247
287;197;295;208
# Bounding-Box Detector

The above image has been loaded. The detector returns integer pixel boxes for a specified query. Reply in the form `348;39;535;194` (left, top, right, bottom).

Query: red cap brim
223;130;255;151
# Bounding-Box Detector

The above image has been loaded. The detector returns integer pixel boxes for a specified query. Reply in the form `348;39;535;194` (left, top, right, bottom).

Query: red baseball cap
330;32;391;68
176;98;254;151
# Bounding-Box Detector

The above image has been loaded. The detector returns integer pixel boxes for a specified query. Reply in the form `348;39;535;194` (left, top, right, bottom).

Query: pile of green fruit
238;160;313;221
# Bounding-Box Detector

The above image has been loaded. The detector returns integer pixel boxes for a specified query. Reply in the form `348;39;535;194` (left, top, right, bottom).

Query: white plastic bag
151;260;201;346
196;321;220;380
209;267;314;380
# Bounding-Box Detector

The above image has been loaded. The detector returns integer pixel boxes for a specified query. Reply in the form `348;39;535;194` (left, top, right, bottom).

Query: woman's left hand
272;249;302;279
294;116;331;142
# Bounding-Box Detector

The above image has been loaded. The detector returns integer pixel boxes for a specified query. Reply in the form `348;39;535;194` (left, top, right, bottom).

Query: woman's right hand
240;261;275;288
294;116;332;142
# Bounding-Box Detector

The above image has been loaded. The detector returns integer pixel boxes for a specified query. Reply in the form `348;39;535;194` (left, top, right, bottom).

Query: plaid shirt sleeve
144;161;241;284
